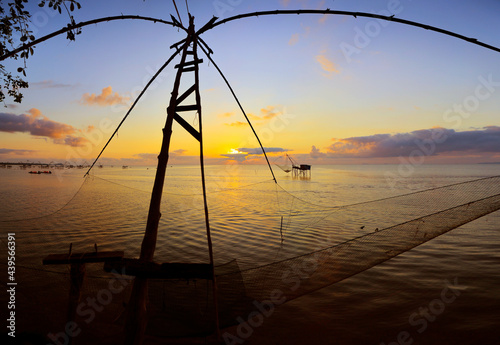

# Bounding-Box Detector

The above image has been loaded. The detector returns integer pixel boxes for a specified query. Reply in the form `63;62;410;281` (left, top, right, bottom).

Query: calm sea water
1;164;499;344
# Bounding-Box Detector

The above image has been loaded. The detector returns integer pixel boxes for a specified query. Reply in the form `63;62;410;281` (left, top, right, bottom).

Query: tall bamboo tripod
123;15;220;345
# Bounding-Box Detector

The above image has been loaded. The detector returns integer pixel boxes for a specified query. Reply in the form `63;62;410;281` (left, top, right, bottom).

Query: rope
197;41;277;183
172;0;183;26
275;174;500;210
84;46;183;177
0;175;89;223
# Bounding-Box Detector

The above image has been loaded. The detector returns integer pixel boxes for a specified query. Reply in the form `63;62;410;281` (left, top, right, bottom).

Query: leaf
70;2;74;11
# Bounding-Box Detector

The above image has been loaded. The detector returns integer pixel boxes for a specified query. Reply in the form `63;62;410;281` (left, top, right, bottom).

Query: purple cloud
313;126;500;158
0;109;89;147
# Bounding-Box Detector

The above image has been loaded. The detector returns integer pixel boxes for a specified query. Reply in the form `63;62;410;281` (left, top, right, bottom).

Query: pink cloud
81;86;129;106
311;126;500;159
0;108;89;147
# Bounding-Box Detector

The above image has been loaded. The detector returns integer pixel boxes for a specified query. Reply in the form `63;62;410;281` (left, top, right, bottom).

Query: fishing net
1;169;500;343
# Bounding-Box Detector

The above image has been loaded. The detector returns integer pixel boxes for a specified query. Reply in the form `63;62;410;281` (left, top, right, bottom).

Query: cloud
129;150;188;164
0;148;35;155
280;0;291;6
221;147;288;163
247;113;260;121
225;121;247;127
318;126;500;158
260;106;281;120
318;14;328;24
0;108;89;147
171;149;187;156
310;145;326;159
218;112;235;118
0;108;73;138
223;106;283;127
289;33;299;46
316;53;339;77
221;152;248;162
32;80;74;89
80;86;129;107
238;147;289;155
55;137;89;147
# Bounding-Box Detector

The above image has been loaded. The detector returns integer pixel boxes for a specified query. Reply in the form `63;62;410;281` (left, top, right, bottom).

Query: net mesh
1;172;500;342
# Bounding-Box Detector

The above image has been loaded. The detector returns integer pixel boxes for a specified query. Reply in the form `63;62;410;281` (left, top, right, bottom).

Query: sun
227;148;243;154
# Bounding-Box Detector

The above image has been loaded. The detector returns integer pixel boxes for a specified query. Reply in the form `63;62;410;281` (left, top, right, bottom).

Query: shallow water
1;164;499;344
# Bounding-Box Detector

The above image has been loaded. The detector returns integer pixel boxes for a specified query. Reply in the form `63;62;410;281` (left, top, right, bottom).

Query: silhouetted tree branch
1;15;178;62
0;0;81;103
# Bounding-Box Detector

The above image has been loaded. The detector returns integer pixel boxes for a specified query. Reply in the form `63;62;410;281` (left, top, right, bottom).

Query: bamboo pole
192;31;221;340
123;17;194;345
0;15;181;62
7;9;499;65
198;43;277;183
203;9;500;54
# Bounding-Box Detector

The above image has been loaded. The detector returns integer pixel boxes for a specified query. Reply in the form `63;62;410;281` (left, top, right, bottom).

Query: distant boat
122;165;128;169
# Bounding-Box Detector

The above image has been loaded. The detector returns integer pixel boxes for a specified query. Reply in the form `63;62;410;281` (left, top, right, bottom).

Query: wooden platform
43;251;124;265
104;258;213;280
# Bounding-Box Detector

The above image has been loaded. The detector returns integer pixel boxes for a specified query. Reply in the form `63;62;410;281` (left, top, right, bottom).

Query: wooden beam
176;104;198;112
173;113;201;141
125;16;197;345
174;59;203;69
104;259;213;280
43;251;124;265
175;84;196;106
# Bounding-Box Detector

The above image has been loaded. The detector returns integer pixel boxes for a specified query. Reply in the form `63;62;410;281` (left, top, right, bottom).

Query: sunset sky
1;0;500;165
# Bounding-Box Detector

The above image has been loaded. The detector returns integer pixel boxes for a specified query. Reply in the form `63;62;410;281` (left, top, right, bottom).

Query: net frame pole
124;18;193;345
192;30;221;340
